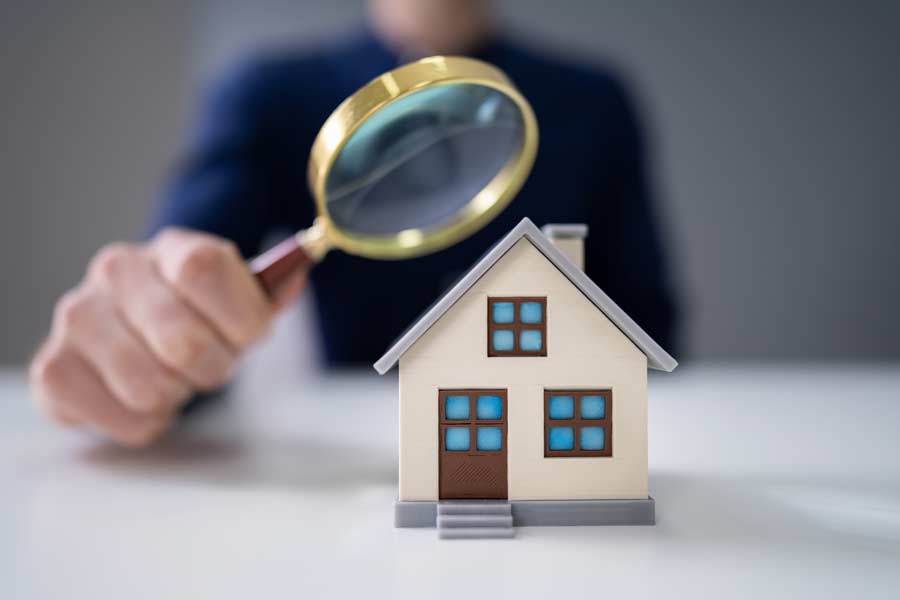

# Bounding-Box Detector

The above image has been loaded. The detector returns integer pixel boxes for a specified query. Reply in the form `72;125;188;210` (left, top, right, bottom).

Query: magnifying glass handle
249;219;330;298
249;236;314;299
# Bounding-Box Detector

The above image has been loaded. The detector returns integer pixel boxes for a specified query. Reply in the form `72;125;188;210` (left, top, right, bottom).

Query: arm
149;58;308;256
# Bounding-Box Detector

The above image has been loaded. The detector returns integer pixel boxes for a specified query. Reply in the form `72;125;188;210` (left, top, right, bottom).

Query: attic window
487;297;547;356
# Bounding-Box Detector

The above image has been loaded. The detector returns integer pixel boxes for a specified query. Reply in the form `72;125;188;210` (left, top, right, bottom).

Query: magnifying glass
249;55;538;296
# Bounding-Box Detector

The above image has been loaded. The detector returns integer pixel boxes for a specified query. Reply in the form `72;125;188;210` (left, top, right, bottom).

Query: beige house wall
547;237;584;270
398;238;649;502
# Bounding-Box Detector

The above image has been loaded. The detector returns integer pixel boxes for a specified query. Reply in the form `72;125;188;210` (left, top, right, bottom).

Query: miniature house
374;218;677;538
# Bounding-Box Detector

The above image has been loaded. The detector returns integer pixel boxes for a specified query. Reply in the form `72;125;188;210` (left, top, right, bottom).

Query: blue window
445;427;470;451
580;427;605;450
548;427;574;451
491;302;514;324
580;396;606;419
476;395;503;420
519;330;542;352
488;297;547;356
548;395;575;419
545;390;612;456
441;391;506;456
492;330;514;351
520;301;543;323
476;427;503;451
444;395;469;420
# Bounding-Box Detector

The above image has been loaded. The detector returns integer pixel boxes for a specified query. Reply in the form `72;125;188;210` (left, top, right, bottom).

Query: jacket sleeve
584;75;681;355
147;59;299;258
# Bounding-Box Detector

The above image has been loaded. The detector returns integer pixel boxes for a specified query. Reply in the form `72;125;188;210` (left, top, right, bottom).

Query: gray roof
373;218;678;374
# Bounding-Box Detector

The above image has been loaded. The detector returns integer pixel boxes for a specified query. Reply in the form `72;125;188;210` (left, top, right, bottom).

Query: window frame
544;389;612;457
487;296;547;357
439;389;508;455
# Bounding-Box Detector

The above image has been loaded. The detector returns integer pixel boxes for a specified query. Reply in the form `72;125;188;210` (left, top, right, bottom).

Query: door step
438;514;514;528
437;501;514;539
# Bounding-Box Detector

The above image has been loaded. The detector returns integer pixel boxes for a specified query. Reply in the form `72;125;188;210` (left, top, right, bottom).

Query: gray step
437;514;514;529
439;527;515;540
437;501;512;516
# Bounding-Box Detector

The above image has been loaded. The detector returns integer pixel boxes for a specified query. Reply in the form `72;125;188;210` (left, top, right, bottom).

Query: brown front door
438;389;508;499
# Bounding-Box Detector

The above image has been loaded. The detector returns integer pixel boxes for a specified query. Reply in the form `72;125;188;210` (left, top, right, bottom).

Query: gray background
2;0;899;364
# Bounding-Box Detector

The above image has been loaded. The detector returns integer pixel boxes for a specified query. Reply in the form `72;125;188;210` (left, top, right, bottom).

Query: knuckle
158;328;206;370
29;351;75;424
154;226;188;247
29;349;66;389
89;243;136;284
173;240;235;288
53;288;93;332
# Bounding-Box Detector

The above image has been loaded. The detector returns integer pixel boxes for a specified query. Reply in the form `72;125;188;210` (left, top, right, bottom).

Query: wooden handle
249;236;314;298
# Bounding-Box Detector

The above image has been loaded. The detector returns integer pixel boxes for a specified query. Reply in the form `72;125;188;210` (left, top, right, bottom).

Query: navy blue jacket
152;30;679;366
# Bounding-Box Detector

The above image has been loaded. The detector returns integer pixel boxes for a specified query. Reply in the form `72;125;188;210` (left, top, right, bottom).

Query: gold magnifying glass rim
306;55;538;260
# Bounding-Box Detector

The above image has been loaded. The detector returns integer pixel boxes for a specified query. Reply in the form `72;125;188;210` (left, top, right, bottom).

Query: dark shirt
151;29;679;366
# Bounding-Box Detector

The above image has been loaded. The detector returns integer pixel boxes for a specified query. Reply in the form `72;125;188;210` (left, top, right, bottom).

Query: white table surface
2;361;899;599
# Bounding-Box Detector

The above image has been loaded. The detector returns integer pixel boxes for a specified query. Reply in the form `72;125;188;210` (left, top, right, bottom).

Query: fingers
29;345;82;427
30;338;174;448
29;228;307;449
90;243;236;390
153;228;274;349
54;284;192;414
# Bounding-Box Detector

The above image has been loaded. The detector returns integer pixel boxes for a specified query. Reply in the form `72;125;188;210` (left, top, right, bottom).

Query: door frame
438;389;508;499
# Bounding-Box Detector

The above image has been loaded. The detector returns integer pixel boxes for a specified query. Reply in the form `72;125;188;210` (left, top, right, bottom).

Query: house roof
373;217;678;374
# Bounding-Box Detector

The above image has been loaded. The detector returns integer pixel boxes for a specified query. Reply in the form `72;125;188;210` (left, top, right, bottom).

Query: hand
29;228;306;447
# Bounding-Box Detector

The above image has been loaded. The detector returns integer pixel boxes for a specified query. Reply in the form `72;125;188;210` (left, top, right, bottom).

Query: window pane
476;395;502;420
548;395;574;419
548;427;574;450
476;427;502;451
580;395;606;419
445;427;470;451
520;301;542;323
491;301;514;324
519;330;542;352
444;395;469;420
492;329;514;351
580;427;605;450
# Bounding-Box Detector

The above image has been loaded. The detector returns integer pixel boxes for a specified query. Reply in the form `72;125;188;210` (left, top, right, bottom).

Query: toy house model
374;218;677;538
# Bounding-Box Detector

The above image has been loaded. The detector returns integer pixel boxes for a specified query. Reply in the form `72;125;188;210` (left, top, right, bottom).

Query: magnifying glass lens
250;57;537;295
325;83;526;236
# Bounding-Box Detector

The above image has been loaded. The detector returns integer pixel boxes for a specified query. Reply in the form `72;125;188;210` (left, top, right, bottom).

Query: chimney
541;223;588;271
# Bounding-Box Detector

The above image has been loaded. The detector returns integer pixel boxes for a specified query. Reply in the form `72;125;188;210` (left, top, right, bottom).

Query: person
28;0;679;447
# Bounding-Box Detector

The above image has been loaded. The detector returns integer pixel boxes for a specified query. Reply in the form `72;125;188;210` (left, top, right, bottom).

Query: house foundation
395;497;655;528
